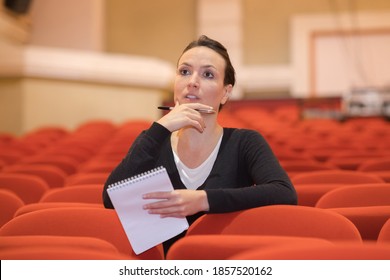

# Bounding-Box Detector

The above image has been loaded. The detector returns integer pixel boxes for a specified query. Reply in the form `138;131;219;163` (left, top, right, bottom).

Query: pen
157;106;216;114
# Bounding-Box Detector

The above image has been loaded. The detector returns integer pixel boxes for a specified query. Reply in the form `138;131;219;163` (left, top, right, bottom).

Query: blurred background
2;2;390;257
1;0;390;135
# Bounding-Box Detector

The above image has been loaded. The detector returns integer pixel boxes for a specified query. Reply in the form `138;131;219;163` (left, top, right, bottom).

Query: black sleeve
102;122;171;208
205;130;297;213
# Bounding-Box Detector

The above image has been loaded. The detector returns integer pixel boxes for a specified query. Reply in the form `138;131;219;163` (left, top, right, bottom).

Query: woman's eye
179;69;190;76
203;71;214;79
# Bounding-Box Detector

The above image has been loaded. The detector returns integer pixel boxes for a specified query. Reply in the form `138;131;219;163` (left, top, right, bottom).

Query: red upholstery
166;235;333;260
229;242;390;260
328;206;390;240
13;202;103;217
292;170;385;206
187;205;362;242
316;184;390;208
0;189;24;227
40;184;104;204
0;174;50;204
65;172;109;186
0;207;164;260
0;235;122;259
378;218;390;243
4;164;67;188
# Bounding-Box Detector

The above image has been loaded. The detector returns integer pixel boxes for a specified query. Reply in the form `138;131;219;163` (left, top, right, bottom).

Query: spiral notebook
107;166;189;255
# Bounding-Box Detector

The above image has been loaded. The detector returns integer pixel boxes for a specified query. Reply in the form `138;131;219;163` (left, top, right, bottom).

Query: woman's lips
186;94;198;100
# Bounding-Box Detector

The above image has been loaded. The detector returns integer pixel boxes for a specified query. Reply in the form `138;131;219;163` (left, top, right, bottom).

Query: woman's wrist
199;190;210;212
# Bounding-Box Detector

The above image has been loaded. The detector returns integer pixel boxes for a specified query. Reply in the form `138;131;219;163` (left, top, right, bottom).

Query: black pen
157;106;216;114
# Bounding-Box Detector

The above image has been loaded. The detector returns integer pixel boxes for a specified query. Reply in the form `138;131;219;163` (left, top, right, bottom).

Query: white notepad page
107;167;189;254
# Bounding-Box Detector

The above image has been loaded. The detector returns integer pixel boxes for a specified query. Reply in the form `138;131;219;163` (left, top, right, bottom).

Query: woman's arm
205;129;297;213
140;129;297;217
102;122;171;208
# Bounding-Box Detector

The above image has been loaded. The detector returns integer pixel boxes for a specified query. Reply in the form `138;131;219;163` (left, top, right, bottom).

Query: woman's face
174;46;232;110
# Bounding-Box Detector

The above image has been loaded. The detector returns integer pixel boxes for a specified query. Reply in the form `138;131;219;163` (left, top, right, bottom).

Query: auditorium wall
1;0;390;135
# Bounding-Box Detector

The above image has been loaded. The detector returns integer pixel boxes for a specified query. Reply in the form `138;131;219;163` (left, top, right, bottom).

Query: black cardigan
103;122;297;252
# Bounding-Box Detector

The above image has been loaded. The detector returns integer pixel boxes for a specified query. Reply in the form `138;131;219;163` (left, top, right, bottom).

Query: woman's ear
221;84;233;105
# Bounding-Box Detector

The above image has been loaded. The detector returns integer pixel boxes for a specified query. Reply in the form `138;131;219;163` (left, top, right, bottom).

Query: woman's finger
143;191;172;200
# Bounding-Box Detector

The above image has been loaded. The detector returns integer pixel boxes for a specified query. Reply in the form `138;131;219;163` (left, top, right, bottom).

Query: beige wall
22;79;163;131
0;78;164;135
0;3;171;135
29;0;105;51
105;0;390;65
0;79;24;134
2;0;390;135
243;0;390;65
105;0;197;64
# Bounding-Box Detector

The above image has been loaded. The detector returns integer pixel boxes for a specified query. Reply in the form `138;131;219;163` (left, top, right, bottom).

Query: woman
103;35;297;253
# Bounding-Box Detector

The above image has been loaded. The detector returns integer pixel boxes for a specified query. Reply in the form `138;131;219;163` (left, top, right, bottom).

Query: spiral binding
107;166;166;191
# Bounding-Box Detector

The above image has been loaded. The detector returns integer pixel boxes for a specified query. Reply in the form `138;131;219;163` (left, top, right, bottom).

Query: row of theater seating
1;205;390;260
1;107;390;259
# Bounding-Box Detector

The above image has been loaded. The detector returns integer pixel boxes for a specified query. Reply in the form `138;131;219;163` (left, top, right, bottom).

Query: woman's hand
157;101;214;133
142;189;209;218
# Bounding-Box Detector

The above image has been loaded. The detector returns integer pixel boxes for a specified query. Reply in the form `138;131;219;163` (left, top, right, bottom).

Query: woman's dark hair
180;35;236;87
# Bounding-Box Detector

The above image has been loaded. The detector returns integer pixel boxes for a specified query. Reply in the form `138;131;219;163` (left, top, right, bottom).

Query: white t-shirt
172;134;223;190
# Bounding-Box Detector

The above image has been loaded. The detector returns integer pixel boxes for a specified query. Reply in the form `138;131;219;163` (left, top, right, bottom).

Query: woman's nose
188;73;199;88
